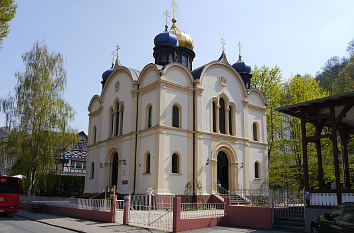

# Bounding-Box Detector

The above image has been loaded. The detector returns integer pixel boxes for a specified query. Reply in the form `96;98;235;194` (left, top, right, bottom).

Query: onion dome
101;64;114;88
232;58;251;74
154;28;178;47
169;19;194;50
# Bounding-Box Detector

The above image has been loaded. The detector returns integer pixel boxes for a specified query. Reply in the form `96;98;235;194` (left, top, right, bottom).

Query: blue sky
0;0;353;133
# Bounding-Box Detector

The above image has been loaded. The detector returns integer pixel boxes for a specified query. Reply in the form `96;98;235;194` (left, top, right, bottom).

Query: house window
172;153;179;173
120;107;124;135
172;105;180;128
110;109;114;137
253;122;259;141
219;98;226;134
145;153;151;173
212;101;216;132
90;162;94;178
255;161;261;178
147;105;152;128
229;105;233;135
93;126;97;144
115;103;120;136
181;55;187;66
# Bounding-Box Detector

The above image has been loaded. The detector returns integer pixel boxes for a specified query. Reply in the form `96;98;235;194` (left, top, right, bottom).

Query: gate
128;189;173;232
272;189;305;229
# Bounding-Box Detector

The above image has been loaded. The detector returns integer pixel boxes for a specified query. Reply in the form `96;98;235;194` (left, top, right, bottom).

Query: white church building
84;7;268;196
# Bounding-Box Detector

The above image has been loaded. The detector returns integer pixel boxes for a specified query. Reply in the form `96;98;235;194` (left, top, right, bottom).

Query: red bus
0;176;21;213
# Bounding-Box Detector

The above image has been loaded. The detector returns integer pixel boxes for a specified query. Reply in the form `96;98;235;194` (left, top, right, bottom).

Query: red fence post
110;195;117;223
173;196;181;233
123;195;130;225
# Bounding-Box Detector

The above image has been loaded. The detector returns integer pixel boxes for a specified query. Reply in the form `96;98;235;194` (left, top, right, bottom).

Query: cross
163;10;170;28
237;41;242;59
220;38;226;51
171;0;177;19
111;50;117;64
116;45;120;58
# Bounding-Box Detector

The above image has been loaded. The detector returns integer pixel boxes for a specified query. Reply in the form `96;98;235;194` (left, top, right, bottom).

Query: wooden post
301;118;310;192
315;124;325;189
331;129;342;205
340;131;351;190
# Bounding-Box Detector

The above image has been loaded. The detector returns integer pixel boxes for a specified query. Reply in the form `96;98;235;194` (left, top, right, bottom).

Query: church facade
84;8;268;195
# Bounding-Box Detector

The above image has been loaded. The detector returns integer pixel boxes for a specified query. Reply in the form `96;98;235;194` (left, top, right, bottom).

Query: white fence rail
310;193;354;206
181;203;224;219
78;198;111;211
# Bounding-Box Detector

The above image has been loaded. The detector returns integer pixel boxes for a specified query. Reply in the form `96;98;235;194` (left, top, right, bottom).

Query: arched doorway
217;151;229;190
111;152;118;186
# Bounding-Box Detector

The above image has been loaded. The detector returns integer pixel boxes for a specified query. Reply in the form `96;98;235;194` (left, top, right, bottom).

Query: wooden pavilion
277;91;354;205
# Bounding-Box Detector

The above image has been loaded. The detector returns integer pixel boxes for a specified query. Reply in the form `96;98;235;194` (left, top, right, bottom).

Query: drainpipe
192;83;196;200
133;84;139;194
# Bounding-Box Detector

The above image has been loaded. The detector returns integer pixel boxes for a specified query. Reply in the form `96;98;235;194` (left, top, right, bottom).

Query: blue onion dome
102;64;114;83
232;57;251;74
154;28;179;47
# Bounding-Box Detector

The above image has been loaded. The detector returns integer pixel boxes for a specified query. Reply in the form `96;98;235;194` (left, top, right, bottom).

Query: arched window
255;161;260;178
229;105;233;135
93;126;97;144
212;101;216;133
90;162;95;178
145;153;151;173
110;109;114;137
181;55;187;66
219;98;226;134
115;103;120;136
168;54;173;62
172;153;179;173
253;122;258;141
120;106;124;135
147;105;152;128
172;105;180;128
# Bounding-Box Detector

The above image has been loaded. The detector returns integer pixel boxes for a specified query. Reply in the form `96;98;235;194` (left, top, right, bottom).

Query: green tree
0;41;76;195
331;58;354;94
272;75;329;189
0;0;17;48
251;65;282;159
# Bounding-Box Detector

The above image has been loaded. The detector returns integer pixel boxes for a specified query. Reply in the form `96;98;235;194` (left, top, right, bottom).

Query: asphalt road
0;213;73;233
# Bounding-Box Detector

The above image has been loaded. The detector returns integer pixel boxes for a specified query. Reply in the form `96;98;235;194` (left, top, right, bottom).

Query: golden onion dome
169;18;194;51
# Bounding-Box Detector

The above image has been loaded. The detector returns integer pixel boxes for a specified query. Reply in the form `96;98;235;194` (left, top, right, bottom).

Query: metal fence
230;189;271;206
272;189;305;221
128;193;173;232
115;200;124;224
180;202;224;219
20;195;112;212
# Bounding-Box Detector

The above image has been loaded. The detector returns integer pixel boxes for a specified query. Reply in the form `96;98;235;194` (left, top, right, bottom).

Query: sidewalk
15;209;166;233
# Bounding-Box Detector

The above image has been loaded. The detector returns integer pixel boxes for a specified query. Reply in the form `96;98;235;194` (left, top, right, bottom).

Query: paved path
182;226;299;233
6;209;299;233
12;209;166;233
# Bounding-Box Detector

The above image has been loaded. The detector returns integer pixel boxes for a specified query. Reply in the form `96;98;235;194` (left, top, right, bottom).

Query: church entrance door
111;153;118;186
217;151;229;190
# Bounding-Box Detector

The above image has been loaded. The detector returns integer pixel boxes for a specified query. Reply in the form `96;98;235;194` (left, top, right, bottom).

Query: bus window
0;177;21;194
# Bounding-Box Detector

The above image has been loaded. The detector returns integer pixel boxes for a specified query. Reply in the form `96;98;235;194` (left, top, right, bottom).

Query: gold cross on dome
164;10;170;28
171;0;177;19
220;38;226;51
237;41;242;59
111;50;117;64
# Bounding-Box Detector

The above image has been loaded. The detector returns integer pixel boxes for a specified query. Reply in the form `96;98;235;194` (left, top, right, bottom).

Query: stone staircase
217;189;249;205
